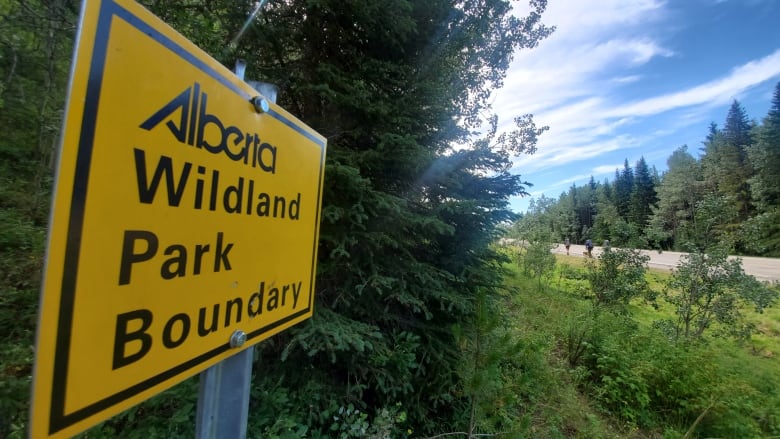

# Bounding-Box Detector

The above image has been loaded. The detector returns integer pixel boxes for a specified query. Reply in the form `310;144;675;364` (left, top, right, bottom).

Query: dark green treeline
514;84;780;257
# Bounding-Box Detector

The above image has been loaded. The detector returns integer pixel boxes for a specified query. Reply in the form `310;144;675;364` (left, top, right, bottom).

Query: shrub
584;248;653;310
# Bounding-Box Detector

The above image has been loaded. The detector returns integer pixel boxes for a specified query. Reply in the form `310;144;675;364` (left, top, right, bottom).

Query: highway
552;244;780;283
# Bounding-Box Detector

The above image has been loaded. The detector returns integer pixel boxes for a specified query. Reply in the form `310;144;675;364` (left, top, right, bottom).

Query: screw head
230;330;247;348
251;96;270;113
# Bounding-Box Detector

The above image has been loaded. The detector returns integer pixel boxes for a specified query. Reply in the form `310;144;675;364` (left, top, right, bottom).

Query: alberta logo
132;82;301;219
140;82;277;173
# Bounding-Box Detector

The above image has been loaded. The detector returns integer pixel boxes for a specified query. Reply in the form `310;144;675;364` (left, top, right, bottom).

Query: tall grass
502;254;780;438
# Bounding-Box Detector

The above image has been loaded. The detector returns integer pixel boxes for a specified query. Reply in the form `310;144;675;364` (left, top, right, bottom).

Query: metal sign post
195;346;254;439
195;61;280;439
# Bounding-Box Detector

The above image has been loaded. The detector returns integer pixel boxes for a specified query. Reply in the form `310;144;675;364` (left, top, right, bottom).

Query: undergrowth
503;254;780;438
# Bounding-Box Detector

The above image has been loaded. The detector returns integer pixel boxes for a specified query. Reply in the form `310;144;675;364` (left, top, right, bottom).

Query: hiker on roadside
564;237;570;255
585;238;593;258
603;239;610;252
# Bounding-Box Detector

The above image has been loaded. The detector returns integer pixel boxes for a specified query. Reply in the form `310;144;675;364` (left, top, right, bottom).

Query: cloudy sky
493;0;780;213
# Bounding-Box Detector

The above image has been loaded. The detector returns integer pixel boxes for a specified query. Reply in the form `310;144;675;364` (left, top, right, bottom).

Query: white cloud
511;134;639;174
607;49;780;117
612;75;643;84
495;1;780;176
500;0;780;213
494;0;673;137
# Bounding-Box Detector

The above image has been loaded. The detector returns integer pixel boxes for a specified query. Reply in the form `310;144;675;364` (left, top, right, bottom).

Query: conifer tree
139;0;554;433
724;99;754;148
614;159;634;219
648;146;704;249
749;81;780;211
573;182;597;240
556;190;580;242
702;101;754;220
629;156;657;229
745;81;780;255
601;178;613;203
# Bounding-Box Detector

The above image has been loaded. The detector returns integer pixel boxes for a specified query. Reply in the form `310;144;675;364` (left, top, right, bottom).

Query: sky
492;0;780;213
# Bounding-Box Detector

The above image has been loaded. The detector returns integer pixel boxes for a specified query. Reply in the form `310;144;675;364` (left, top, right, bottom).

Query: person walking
585;239;593;258
564;237;571;255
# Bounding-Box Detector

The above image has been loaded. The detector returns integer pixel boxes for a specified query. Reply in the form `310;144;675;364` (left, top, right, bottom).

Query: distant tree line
513;83;780;257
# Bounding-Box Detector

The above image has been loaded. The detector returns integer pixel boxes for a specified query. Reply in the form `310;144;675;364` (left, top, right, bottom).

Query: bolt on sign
30;0;326;437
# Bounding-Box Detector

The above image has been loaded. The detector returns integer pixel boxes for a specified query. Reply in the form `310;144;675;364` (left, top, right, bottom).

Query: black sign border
48;0;326;434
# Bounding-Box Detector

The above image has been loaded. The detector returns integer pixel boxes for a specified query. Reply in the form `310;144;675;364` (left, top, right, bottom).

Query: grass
554;252;780;362
501;264;628;438
747;305;780;358
502;254;780;437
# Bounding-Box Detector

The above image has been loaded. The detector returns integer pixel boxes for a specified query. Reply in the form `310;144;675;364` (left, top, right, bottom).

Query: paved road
553;244;780;283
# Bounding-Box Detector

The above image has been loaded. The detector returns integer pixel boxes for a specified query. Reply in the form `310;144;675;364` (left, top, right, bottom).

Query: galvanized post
195;337;253;439
195;59;277;439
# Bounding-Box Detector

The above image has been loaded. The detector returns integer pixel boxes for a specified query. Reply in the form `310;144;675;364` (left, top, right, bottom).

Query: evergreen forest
511;87;780;257
1;1;779;438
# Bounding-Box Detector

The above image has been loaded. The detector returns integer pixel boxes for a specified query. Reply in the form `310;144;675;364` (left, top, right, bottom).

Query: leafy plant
522;240;557;290
584;248;654;310
658;250;778;341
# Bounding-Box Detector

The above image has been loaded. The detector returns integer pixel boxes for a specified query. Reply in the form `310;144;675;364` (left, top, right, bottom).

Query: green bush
584;248;653;310
521;241;557;289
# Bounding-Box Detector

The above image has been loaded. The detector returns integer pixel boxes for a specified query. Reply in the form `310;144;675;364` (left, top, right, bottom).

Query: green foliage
647;145;705;251
0;212;42;436
590;333;651;425
522;241;557;289
454;287;532;435
551;266;778;435
701;101;755;222
613;159;634;220
657;250;778;341
515;86;780;256
39;0;550;436
629;157;657;229
499;265;620;438
511;196;558;288
500;257;780;437
591;203;645;248
578;321;719;431
0;1;76;436
741;208;780;256
325;403;408;439
746;82;780;255
584;248;653;309
80;380;198;438
676;192;739;253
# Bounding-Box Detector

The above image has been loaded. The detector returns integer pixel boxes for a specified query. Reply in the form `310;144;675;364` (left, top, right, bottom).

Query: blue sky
491;0;780;213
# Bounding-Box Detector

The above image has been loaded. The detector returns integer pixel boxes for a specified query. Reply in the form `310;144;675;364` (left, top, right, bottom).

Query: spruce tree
748;81;780;211
745;81;780;255
556;190;580;242
614;159;634;220
572;182;597;240
724;99;754;148
702;101;754;220
629;156;657;229
140;0;554;433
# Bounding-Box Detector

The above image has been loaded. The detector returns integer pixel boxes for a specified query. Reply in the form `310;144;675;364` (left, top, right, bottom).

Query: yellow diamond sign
31;1;326;437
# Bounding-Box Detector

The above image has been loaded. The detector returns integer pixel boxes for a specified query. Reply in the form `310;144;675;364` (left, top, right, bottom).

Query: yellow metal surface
30;0;326;437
